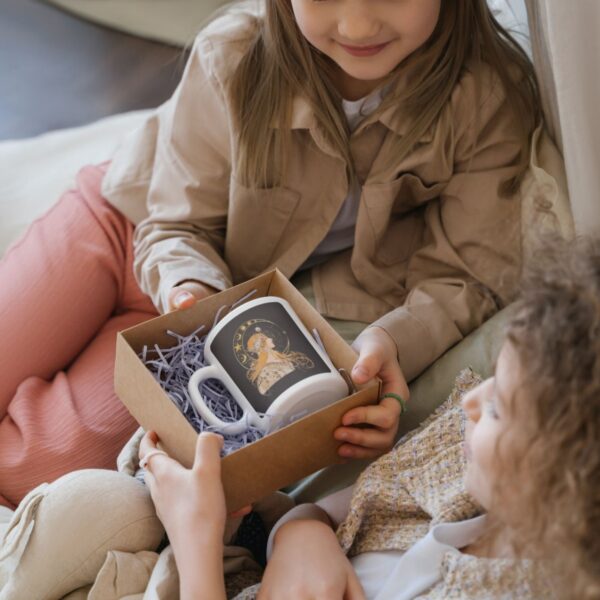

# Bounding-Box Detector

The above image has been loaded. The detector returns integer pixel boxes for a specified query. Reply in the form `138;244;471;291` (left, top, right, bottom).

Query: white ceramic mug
188;296;349;434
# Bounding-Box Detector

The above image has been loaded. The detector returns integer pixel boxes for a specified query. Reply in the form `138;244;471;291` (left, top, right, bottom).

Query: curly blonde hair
504;236;600;598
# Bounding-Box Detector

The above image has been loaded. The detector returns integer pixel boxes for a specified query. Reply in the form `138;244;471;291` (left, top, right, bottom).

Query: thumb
168;287;197;311
351;348;383;385
193;432;224;472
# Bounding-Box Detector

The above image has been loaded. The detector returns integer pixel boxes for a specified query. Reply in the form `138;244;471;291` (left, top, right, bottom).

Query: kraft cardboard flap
115;333;198;466
221;386;377;511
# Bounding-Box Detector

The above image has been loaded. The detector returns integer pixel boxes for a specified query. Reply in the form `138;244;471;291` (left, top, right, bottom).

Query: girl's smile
337;40;391;58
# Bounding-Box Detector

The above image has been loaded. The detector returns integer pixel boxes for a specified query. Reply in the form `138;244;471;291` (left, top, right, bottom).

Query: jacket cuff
370;305;463;382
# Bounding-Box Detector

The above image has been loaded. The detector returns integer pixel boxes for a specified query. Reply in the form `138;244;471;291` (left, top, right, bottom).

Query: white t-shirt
267;486;487;600
299;90;384;270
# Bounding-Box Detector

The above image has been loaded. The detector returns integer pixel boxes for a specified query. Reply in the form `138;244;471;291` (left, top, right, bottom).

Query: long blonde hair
245;332;313;384
246;332;286;383
227;0;541;191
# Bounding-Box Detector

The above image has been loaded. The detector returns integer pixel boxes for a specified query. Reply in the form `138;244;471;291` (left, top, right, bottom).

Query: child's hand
139;431;228;547
168;280;218;311
258;520;365;600
334;326;409;460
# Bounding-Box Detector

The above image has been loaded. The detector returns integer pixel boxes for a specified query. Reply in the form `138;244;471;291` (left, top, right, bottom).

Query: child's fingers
351;347;383;385
168;281;218;312
337;443;386;460
139;432;186;479
139;430;160;460
174;292;196;310
168;286;197;312
229;505;252;519
346;568;367;600
378;395;405;421
352;348;409;404
143;467;157;495
193;432;224;474
341;401;400;428
379;362;409;401
334;425;395;450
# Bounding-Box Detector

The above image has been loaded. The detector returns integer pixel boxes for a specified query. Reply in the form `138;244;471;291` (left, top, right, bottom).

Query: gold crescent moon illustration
233;318;290;369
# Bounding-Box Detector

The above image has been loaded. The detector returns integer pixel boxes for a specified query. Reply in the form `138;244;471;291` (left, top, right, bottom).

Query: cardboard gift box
114;269;380;511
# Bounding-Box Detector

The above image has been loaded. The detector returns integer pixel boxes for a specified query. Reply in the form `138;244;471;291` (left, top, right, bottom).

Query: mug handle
188;366;260;435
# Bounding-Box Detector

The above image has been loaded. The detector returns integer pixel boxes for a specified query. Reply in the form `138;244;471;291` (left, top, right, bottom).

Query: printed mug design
233;319;314;395
210;301;331;414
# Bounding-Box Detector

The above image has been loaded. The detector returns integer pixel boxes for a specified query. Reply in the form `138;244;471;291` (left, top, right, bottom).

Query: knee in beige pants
0;469;164;600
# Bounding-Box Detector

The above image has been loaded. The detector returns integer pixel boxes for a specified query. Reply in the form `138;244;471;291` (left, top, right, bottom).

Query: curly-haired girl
136;237;599;599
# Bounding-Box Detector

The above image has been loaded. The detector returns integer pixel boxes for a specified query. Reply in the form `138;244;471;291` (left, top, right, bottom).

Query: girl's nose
338;6;380;43
462;384;484;423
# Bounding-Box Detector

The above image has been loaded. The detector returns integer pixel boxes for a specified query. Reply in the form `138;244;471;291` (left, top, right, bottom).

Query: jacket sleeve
372;74;524;381
132;36;235;313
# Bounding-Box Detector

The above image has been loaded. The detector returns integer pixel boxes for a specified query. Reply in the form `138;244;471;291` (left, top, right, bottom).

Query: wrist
170;519;224;549
177;536;223;564
176;536;225;600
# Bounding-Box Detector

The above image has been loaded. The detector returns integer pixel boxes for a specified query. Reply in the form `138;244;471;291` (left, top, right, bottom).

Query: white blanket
0;111;150;257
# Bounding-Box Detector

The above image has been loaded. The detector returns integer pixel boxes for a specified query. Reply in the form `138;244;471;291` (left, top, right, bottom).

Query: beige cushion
0;111;149;257
0;470;164;600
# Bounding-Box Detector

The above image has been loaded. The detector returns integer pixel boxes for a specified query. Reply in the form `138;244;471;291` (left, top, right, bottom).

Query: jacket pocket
226;181;301;279
375;207;427;266
362;174;443;266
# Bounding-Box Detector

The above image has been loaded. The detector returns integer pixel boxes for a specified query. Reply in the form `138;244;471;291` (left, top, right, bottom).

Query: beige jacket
102;6;559;381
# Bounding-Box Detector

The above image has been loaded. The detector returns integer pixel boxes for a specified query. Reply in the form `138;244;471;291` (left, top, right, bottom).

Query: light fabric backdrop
525;0;600;236
0;111;149;256
42;0;233;46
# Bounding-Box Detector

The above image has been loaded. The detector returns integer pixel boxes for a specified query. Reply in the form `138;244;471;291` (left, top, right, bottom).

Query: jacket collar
284;84;435;145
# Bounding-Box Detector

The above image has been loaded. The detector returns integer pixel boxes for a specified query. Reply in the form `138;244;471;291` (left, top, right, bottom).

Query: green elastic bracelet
382;392;408;414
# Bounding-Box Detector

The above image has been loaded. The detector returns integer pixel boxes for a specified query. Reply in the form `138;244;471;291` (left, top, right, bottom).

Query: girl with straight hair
0;0;545;507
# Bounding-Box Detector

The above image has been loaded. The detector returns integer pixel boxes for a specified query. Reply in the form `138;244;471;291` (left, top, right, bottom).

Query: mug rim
206;296;297;346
